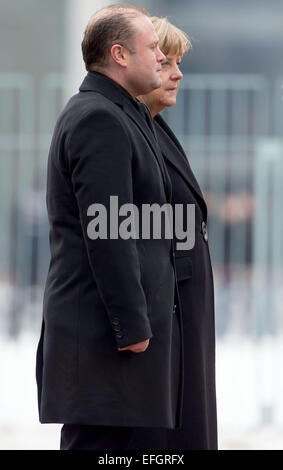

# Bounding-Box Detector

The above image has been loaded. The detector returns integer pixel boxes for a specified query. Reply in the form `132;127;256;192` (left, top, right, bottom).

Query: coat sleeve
67;109;153;348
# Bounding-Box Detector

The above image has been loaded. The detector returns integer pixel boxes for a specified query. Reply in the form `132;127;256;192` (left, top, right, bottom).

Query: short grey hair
81;4;150;71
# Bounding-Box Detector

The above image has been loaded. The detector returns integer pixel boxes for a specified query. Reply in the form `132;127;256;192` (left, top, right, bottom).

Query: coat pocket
175;256;193;282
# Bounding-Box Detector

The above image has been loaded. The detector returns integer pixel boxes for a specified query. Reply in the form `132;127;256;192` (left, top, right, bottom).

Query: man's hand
118;339;150;353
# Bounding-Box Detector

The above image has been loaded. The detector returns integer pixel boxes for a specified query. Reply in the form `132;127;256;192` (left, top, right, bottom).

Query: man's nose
156;46;166;63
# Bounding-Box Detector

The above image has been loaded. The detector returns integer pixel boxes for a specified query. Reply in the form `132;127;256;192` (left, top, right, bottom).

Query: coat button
112;317;120;325
173;304;177;313
116;332;124;339
201;221;208;242
113;325;121;332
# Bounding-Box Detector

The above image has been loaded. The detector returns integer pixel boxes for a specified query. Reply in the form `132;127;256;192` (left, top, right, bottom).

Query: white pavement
1;332;283;450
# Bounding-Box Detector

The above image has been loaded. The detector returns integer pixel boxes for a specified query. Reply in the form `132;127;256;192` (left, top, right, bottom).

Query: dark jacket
154;114;218;449
35;72;184;429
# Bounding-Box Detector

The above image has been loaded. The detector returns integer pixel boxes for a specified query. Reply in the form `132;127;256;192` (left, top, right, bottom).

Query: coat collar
122;99;172;203
79;72;172;203
79;71;132;108
154;113;207;219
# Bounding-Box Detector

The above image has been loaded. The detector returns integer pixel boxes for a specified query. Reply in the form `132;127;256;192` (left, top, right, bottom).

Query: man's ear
110;44;128;68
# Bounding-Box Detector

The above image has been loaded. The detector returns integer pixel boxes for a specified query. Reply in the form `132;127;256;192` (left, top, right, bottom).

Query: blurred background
1;0;283;450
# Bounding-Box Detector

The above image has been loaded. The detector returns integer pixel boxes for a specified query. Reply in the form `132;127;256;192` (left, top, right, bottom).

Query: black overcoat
35;72;185;429
154;114;218;449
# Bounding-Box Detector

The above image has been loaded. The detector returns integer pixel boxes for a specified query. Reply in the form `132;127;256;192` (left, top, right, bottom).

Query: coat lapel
79;72;172;203
122;100;172;203
154;113;207;218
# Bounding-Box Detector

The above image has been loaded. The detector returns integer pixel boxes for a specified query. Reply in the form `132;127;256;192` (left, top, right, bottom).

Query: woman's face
143;54;183;116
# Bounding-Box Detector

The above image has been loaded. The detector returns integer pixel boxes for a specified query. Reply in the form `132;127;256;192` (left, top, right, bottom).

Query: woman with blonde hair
129;17;218;450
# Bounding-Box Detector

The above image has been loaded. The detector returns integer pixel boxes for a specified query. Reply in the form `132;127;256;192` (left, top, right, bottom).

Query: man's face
125;15;166;96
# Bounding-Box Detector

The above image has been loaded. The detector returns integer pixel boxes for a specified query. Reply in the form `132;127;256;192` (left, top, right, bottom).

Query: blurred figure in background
137;16;218;449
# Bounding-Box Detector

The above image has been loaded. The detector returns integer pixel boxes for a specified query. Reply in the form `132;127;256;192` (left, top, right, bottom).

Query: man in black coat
36;4;184;450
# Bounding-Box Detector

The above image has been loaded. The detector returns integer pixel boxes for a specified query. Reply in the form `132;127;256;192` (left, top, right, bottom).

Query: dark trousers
60;424;168;450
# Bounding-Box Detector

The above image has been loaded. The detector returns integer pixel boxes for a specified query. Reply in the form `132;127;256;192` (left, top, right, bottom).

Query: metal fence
1;72;283;340
164;74;283;339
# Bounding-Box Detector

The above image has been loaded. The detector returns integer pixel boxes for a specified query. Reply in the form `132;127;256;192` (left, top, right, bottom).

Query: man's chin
140;79;161;96
152;77;162;90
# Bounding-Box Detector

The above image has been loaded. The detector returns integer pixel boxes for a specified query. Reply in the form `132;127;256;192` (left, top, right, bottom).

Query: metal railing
1;72;283;341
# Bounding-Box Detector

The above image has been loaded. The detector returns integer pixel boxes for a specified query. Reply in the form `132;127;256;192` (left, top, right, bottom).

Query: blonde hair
151;16;191;57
